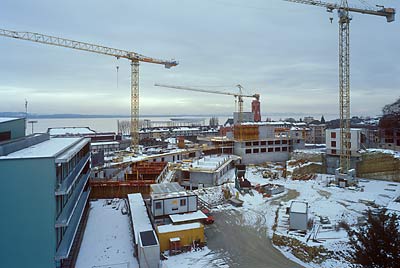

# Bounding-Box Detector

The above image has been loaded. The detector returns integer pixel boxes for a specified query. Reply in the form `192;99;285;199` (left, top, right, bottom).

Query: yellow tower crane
154;83;260;141
284;0;395;175
0;28;178;153
154;83;260;124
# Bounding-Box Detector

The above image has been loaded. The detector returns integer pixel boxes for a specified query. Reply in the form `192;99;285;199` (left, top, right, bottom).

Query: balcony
55;188;90;261
56;153;90;196
55;172;90;228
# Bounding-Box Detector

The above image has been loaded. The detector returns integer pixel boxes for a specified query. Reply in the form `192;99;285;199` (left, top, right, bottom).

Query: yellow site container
156;222;205;252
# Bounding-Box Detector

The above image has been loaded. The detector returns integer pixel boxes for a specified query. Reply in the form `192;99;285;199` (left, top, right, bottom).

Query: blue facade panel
0;158;56;268
0;118;26;140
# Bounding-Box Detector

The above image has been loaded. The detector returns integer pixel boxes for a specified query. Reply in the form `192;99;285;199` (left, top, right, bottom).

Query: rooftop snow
56;138;90;163
290;201;308;214
151;182;184;194
169;210;208;223
387;200;400;212
157;222;202;234
127;193;153;244
48;127;96;135
75;200;138;268
0;137;84;159
91;141;119;146
0;117;20;123
190;155;235;171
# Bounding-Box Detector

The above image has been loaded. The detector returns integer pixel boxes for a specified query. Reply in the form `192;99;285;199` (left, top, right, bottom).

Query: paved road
205;209;304;268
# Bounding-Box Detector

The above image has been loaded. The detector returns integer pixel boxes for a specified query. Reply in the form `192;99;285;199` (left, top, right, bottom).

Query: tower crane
154;83;260;124
284;0;395;175
0;28;178;153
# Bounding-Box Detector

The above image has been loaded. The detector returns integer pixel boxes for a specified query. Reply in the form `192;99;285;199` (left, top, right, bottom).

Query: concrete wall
0;118;26;140
190;172;215;186
0;158;56;268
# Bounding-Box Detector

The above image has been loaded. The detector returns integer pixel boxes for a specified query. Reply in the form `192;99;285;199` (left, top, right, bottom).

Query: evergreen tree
347;209;400;268
320;115;325;124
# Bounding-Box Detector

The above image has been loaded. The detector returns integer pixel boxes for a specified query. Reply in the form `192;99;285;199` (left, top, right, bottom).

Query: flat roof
169;211;207;223
0;117;21;123
157;222;202;234
91;141;119;146
290;201;308;214
48;127;96;136
387;200;400;212
0;137;85;160
151;182;184;194
140;230;158;247
127;193;153;244
56;138;90;163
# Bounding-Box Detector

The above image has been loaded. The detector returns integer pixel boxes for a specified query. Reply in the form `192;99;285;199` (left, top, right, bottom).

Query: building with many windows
0;125;91;268
326;128;362;156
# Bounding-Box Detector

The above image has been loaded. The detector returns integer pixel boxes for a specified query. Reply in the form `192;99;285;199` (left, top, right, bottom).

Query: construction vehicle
154;83;261;123
0;28;178;153
284;0;395;175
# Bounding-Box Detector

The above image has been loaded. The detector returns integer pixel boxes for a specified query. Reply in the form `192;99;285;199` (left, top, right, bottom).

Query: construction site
0;1;399;268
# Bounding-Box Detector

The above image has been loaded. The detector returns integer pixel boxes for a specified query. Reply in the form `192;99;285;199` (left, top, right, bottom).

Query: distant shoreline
0;112;339;119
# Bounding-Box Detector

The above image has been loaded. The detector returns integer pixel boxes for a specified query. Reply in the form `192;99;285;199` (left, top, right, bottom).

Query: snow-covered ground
164;166;400;268
77;166;400;268
76;199;138;268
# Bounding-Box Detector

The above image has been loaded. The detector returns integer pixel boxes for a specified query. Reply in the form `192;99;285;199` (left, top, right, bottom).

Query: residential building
0;117;25;141
307;123;326;144
0;129;91;268
326;128;362;156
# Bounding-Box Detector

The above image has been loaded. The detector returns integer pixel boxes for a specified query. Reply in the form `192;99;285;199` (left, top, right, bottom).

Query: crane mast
284;0;395;174
154;83;260;123
0;28;178;153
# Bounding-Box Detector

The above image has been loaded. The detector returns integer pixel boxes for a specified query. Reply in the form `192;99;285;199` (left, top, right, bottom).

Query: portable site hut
150;183;198;217
156;222;205;252
127;193;160;268
289;201;308;231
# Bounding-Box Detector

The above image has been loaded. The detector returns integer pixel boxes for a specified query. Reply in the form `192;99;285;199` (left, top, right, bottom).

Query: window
282;147;288;151
282;140;288;144
155;202;162;209
245;142;252;146
245;149;252;154
260;141;266;146
253;148;259;153
331;132;336;139
331;141;336;147
331;149;337;155
0;131;11;142
275;147;281;152
268;148;273;152
268;141;273;145
275;140;280;145
261;148;266;153
180;199;186;207
252;141;259;146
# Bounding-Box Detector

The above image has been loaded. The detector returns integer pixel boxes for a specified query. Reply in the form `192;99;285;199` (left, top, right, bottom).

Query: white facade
138;230;160;268
151;192;198;217
326;128;362;156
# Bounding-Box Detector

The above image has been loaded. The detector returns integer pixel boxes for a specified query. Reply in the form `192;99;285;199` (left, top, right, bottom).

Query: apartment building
0;122;91;268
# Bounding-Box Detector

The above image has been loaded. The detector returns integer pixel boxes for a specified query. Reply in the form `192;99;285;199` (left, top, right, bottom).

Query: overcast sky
0;0;399;118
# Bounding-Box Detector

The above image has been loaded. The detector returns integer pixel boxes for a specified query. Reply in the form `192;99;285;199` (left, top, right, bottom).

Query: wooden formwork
89;180;152;198
234;125;259;141
126;161;167;180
